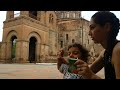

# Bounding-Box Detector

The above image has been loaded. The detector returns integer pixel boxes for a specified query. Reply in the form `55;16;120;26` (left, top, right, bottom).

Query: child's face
68;47;81;59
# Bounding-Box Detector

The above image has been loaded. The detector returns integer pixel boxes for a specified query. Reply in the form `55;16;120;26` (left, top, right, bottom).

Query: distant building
0;11;103;63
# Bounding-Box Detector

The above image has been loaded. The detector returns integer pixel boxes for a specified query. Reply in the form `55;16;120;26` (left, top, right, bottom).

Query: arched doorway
11;36;17;60
29;37;37;63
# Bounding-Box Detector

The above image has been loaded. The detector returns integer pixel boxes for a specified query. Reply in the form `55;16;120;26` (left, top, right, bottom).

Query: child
57;43;90;79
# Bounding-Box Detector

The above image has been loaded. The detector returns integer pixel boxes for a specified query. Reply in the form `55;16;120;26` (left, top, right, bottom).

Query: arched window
60;41;63;48
64;13;67;18
49;14;54;24
88;39;89;44
73;13;75;18
66;34;68;40
61;13;64;18
66;12;69;18
72;39;75;43
79;13;81;18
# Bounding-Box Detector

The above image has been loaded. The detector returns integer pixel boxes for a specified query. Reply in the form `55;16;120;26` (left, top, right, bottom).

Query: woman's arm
75;49;105;79
112;43;120;79
75;59;102;79
90;49;105;74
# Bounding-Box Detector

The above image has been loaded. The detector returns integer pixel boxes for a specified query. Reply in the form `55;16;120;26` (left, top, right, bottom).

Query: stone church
0;11;103;63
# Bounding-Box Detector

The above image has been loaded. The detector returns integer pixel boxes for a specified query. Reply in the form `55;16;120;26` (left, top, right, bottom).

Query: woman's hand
74;59;94;79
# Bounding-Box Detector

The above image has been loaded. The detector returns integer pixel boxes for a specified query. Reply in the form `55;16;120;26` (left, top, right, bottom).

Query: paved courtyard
0;63;104;79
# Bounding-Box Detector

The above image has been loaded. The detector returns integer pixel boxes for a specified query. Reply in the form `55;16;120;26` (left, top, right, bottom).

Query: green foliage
11;43;16;58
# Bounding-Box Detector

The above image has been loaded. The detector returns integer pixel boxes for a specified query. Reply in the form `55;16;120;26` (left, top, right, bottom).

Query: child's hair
91;11;120;53
68;43;90;62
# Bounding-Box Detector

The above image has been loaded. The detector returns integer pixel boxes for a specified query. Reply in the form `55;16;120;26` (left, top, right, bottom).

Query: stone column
37;11;41;21
6;42;12;61
22;40;29;63
40;44;45;63
40;11;46;25
0;42;7;63
6;11;14;20
16;39;29;63
35;42;41;63
15;39;21;63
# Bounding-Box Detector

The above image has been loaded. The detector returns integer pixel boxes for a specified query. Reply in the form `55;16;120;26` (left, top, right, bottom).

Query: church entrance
29;37;37;63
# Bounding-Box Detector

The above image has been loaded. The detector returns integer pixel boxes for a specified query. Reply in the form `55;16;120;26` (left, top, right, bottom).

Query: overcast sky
0;11;120;42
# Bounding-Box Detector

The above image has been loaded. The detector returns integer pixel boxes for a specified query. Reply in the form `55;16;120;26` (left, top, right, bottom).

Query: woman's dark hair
68;43;90;62
91;11;120;53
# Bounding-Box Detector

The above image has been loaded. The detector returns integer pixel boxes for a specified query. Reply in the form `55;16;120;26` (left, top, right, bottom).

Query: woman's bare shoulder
92;49;105;64
113;42;120;53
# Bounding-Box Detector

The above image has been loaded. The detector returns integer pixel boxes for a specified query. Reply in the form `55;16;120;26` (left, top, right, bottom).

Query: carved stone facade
0;11;103;63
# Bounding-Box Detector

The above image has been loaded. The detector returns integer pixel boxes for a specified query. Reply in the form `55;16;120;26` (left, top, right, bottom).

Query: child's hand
57;49;68;70
57;48;64;58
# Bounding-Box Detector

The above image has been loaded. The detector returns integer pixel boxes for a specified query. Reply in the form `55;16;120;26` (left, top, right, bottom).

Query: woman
57;43;90;79
75;11;120;79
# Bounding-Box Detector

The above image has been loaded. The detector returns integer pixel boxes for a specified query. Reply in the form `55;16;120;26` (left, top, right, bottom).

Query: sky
0;11;120;42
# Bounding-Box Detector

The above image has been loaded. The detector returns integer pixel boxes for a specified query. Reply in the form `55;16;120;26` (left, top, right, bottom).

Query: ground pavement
0;63;104;79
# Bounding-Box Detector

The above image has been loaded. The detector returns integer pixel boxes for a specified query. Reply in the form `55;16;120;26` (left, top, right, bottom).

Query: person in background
75;11;120;79
57;43;90;79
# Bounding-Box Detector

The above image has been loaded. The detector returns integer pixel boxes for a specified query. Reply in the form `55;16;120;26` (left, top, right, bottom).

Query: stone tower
55;11;91;49
55;11;81;21
0;11;58;63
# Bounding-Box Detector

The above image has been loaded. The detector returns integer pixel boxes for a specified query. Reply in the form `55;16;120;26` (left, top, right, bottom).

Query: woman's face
68;47;81;59
89;18;108;44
